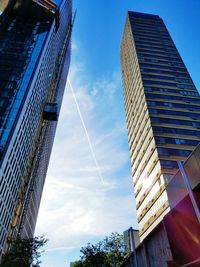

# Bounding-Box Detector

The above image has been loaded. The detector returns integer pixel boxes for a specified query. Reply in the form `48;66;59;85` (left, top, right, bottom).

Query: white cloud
35;59;137;266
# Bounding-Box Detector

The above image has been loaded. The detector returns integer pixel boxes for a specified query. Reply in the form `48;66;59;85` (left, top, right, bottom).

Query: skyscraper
0;0;72;256
121;11;200;241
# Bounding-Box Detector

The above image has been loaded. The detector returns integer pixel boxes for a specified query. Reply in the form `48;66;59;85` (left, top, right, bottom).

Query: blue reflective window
0;17;49;156
149;108;200;119
147;100;200;110
136;40;175;49
153;126;200;137
141;68;190;78
144;86;198;96
145;93;200;103
139;59;185;68
151;117;200;127
155;136;199;146
138;53;182;62
140;62;186;71
144;79;195;89
160;160;178;169
157;147;191;157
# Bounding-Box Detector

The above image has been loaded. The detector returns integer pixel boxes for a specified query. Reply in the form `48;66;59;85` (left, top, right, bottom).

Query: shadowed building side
0;0;72;257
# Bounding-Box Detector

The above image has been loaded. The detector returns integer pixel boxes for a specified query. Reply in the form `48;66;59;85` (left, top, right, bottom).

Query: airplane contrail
67;78;105;186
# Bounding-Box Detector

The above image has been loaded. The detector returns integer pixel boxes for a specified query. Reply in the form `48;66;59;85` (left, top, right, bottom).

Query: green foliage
72;260;85;267
0;236;47;267
73;232;126;267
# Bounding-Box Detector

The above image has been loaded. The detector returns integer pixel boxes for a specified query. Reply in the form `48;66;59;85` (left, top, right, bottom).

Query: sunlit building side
121;11;200;241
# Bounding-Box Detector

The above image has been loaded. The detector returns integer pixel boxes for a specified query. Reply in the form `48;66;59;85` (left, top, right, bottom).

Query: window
147;101;156;106
163;102;173;107
149;108;200;119
151;117;200;127
160;160;178;169
145;92;200;103
149;108;158;114
175;139;185;145
177;84;195;89
157;147;191;157
155;137;165;144
147;100;200;111
153;126;200;137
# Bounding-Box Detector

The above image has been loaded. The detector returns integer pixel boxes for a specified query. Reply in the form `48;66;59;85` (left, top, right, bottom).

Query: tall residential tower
121;11;200;241
0;0;72;256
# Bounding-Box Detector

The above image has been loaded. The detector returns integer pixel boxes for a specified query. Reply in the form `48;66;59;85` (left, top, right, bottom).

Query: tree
104;233;126;266
72;261;85;267
79;241;107;267
73;232;126;267
0;236;47;267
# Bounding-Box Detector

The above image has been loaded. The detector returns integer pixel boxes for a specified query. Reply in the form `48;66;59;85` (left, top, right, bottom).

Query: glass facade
0;18;50;159
121;11;200;241
0;0;72;257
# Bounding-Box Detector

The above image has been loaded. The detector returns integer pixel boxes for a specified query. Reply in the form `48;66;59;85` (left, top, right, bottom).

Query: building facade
0;0;72;256
121;11;200;241
123;227;139;253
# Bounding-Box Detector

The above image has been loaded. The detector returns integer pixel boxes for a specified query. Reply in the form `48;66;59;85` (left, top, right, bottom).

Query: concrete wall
137;224;172;267
121;223;172;267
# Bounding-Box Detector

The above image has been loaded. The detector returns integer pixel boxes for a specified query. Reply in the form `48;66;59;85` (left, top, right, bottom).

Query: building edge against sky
0;0;72;257
121;11;200;241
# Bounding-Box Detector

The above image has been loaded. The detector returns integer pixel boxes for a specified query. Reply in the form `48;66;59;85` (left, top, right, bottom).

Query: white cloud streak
68;78;105;186
35;45;137;267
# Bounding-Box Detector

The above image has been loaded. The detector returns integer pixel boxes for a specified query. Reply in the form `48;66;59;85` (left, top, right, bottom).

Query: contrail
68;78;105;186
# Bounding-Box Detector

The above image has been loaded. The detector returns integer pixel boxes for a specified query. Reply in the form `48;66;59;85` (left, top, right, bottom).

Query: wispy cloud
35;50;137;267
68;78;105;186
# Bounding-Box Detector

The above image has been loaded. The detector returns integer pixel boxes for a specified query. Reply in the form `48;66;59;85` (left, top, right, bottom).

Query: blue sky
35;1;200;266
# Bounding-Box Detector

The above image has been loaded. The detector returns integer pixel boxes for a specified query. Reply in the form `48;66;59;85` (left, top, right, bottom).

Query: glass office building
121;11;200;241
0;0;72;256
